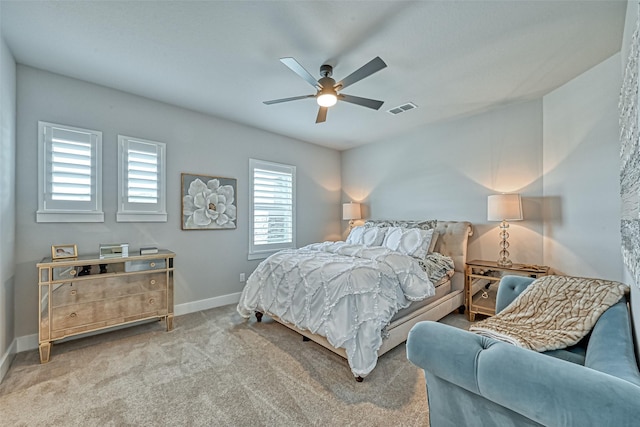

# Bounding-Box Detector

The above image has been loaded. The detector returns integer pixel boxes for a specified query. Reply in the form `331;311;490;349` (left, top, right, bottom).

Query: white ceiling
1;1;627;151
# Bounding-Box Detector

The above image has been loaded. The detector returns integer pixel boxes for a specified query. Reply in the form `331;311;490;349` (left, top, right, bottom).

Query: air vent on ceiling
387;102;418;115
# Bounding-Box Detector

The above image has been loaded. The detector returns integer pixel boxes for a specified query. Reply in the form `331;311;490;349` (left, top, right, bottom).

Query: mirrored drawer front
50;273;166;307
52;266;80;281
124;259;166;272
51;290;167;330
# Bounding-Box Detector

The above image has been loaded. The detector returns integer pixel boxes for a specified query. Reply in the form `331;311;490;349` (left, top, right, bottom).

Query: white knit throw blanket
470;275;628;352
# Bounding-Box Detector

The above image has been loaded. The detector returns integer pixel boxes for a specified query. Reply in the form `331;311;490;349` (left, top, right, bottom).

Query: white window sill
248;245;296;260
248;250;281;261
117;212;168;222
37;211;105;223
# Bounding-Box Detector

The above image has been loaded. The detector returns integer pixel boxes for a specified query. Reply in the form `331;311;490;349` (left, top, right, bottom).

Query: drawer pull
149;262;156;268
69;270;77;276
70;290;77;296
150;279;156;285
149;298;155;305
69;312;77;318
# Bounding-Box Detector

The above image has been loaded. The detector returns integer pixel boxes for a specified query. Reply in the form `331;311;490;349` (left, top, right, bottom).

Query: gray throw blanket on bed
469;275;628;352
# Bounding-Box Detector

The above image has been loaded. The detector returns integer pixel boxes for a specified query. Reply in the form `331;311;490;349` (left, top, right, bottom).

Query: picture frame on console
51;244;78;260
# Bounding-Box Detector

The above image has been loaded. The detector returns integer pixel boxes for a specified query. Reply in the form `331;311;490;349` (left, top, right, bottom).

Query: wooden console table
36;250;175;363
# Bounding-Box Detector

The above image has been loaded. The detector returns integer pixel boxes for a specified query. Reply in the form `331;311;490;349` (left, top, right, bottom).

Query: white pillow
382;227;435;259
346;226;364;244
346;226;386;246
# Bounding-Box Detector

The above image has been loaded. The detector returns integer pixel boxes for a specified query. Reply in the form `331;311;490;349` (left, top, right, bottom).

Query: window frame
37;121;104;223
117;135;167;222
248;158;296;260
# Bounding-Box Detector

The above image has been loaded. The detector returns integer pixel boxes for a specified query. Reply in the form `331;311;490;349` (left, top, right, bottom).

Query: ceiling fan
263;56;387;123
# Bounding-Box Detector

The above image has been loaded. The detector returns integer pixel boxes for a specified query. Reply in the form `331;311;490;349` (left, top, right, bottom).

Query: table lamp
487;193;523;267
342;202;362;231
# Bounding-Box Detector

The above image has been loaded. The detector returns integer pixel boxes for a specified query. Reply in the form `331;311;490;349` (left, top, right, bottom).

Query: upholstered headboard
433;221;473;276
433;220;473;291
364;219;473;291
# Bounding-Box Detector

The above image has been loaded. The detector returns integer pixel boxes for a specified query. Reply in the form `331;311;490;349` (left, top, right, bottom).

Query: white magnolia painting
181;173;237;230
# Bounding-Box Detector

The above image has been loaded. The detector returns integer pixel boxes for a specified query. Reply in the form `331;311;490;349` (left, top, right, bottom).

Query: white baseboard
17;333;38;353
174;292;241;316
0;339;17;383
14;292;243;353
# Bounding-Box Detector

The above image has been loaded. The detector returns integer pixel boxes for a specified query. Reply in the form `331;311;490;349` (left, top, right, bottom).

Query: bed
237;220;473;381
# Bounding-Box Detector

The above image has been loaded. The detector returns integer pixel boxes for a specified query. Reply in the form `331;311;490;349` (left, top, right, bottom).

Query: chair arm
407;321;640;426
407;321;490;394
495;275;535;313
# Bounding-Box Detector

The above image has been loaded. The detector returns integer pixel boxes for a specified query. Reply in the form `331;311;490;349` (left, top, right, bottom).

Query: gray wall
542;53;622;280
341;99;545;265
342;54;624;281
0;29;17;377
14;66;341;338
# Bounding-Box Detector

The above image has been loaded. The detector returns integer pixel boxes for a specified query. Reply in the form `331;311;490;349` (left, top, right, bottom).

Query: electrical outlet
239;273;246;282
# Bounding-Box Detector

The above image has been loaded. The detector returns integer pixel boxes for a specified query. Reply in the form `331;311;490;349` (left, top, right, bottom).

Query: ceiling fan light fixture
264;56;387;122
317;91;337;107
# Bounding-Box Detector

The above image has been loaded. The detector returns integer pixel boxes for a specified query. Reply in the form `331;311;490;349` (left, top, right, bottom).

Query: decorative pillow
382;227;435;259
346;226;386;247
346;226;364;244
418;252;455;283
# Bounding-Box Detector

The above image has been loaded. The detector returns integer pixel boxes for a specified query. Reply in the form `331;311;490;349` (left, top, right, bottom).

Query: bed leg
355;376;364;383
302;336;310;342
458;305;465;314
255;311;263;323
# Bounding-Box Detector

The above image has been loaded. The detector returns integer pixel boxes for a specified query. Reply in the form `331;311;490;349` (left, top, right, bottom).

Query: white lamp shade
487;194;523;221
342;202;362;220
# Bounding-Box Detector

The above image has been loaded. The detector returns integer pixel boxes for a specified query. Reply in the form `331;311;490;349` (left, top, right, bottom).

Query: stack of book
140;247;158;255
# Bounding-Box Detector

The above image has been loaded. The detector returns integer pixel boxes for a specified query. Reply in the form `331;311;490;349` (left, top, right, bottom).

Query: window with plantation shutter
117;135;167;222
249;159;296;260
37;121;103;222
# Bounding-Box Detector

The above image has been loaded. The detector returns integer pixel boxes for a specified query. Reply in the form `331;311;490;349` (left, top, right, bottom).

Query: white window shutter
117;135;167;222
249;159;296;260
37;121;104;223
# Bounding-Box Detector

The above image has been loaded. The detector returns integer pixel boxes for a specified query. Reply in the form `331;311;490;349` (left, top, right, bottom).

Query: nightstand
465;260;549;321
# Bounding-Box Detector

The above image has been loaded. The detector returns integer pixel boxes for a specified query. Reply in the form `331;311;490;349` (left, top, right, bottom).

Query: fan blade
316;106;328;123
263;94;314;105
280;57;321;89
336;57;387;90
339;94;384;110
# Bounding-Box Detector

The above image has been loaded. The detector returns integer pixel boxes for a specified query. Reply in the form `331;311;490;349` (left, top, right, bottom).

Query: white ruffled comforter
237;241;435;377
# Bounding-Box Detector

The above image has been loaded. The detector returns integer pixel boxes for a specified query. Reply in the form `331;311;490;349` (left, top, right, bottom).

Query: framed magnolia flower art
181;173;237;230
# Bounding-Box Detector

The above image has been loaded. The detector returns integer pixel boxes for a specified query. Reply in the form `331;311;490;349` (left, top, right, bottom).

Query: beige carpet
0;305;469;426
